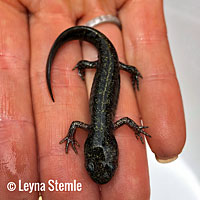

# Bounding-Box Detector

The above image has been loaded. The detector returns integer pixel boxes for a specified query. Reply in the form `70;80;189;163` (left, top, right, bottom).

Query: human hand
0;0;186;200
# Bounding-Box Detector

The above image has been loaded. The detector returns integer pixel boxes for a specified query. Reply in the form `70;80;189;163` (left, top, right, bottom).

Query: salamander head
84;135;118;184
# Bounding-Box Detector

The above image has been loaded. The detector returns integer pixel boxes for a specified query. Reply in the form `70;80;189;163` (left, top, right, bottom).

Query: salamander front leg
60;121;90;153
114;117;151;144
119;62;143;90
73;60;97;80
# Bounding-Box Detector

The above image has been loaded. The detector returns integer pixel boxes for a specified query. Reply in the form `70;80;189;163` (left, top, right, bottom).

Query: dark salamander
46;26;151;184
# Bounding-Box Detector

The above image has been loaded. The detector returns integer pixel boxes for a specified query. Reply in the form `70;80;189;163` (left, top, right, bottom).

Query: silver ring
85;15;121;29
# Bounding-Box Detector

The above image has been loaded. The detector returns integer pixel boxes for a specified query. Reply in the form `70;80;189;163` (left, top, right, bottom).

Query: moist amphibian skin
46;26;151;184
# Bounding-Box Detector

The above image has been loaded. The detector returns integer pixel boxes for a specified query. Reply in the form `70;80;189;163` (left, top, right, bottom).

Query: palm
0;0;185;199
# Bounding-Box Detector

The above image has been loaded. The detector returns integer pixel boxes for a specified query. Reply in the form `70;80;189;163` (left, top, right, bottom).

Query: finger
0;1;38;199
119;0;186;161
78;1;150;199
24;1;99;199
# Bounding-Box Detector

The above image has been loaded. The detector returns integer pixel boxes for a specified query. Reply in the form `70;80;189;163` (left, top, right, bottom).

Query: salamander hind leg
114;117;151;144
73;60;98;80
59;121;90;153
119;62;143;90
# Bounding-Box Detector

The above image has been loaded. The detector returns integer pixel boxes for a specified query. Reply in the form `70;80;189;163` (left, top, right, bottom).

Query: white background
147;1;200;199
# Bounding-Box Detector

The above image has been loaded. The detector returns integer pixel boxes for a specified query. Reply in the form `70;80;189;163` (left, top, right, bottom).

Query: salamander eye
88;162;94;172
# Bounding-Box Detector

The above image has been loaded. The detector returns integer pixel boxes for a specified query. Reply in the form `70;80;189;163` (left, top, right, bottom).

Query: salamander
46;26;151;184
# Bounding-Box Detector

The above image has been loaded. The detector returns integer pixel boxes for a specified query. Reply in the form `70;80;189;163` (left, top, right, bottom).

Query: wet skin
46;26;151;184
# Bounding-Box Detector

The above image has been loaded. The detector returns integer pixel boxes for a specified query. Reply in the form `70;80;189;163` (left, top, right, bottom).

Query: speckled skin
46;26;151;184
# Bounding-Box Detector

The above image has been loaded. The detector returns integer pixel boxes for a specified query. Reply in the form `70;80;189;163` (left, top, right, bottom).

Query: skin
0;0;186;200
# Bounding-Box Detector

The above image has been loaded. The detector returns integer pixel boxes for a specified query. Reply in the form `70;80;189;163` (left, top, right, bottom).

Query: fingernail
155;155;178;163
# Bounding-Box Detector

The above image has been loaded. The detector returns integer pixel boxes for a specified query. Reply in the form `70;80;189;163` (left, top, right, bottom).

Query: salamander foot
59;121;90;153
59;136;80;154
73;60;97;80
119;62;143;90
114;117;151;144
